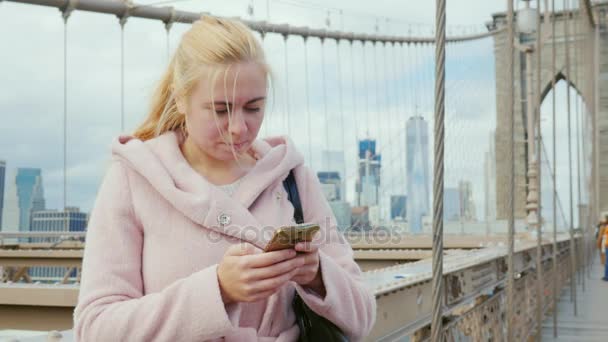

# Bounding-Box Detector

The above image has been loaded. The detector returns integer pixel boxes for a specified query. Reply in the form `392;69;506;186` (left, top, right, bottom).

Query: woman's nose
228;110;247;135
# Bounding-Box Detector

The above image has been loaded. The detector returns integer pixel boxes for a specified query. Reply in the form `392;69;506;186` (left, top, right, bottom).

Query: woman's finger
248;256;304;280
251;269;298;293
245;248;297;268
294;242;319;253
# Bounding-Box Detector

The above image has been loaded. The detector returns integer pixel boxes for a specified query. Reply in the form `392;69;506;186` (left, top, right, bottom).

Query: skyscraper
484;131;497;221
444;188;461;221
0;160;5;227
356;139;381;207
459;180;477;221
406;117;430;233
1;169;19;236
318;171;342;201
15;168;45;231
390;195;407;221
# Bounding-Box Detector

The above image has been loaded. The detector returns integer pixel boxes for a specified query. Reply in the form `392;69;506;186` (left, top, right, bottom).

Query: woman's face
182;61;267;161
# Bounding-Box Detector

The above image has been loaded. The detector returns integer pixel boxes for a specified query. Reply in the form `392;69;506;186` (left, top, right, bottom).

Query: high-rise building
0;160;5;227
329;201;352;232
321;150;347;202
484;131;497;221
318;171;342;201
390;195;407;221
15;168;45;232
318;171;351;231
356;139;381;207
29;207;88;281
444;188;461;221
351;206;370;231
459;180;477;221
30;207;87;235
406;117;430;233
1;169;19;245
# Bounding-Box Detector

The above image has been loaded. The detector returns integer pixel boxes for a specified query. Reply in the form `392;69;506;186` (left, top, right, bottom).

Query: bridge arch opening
539;77;590;230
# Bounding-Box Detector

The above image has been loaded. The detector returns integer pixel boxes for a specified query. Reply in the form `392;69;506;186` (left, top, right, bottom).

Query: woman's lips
225;141;248;151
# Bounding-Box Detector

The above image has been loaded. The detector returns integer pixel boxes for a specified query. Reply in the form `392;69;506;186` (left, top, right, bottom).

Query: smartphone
263;223;320;252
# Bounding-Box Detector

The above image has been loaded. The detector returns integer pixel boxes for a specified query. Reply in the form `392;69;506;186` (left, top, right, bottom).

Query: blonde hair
133;16;270;141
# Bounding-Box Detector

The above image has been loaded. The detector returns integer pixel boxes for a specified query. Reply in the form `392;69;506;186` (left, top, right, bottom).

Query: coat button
218;213;231;226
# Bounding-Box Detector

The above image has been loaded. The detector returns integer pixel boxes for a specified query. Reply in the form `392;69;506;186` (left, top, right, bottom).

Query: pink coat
73;131;376;341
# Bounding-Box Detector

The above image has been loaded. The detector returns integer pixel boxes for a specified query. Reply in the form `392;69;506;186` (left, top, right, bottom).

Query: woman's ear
176;96;187;115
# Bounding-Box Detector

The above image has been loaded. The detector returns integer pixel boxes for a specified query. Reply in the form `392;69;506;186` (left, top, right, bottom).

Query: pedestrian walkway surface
542;255;608;341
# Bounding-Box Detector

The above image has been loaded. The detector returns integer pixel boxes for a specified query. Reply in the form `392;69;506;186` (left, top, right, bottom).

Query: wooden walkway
542;255;608;341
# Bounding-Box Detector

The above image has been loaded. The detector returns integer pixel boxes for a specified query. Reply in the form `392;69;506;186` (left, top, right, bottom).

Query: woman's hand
292;242;326;297
217;243;304;304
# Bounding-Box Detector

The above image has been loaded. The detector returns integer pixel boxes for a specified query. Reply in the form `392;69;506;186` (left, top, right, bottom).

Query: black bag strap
283;170;304;224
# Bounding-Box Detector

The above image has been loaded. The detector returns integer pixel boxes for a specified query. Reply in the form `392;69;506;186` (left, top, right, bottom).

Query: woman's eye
245;107;261;113
214;108;229;115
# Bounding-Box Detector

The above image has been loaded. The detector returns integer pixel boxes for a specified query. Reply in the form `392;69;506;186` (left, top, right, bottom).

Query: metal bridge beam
4;0;500;44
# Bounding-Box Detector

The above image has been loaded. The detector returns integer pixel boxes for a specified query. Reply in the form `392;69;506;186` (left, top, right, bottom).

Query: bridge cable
164;7;175;62
564;0;578;316
394;42;407;220
397;43;407;220
534;0;544;338
60;0;76;236
550;0;559;336
303;37;313;169
283;34;291;136
362;41;370;138
336;38;346;195
321;37;329;171
430;0;446;339
505;0;516;340
573;0;585;292
385;41;403;223
349;40;361;206
349;41;360;147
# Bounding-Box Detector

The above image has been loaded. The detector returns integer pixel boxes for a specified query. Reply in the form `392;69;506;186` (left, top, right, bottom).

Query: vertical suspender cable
573;1;584;292
350;40;361;206
362;41;370;137
63;17;67;214
506;0;516;340
120;19;126;132
396;43;407;219
303;37;313;169
594;6;600;245
551;0;558;337
430;0;446;340
283;35;291;136
261;32;269;138
164;7;175;63
564;0;578;316
336;40;346;185
321;38;329;170
383;42;396;220
534;0;543;337
350;40;360;152
62;7;71;220
373;41;381;139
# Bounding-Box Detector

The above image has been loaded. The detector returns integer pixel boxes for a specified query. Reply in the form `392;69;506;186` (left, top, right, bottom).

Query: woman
73;16;376;341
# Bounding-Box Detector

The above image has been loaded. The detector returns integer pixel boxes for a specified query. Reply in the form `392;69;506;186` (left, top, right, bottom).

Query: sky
0;0;590;229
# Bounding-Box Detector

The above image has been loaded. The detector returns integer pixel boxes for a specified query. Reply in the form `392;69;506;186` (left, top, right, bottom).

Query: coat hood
110;130;305;246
